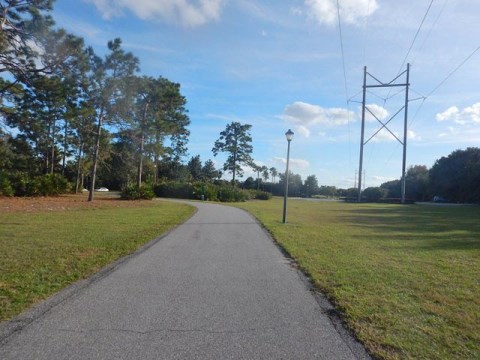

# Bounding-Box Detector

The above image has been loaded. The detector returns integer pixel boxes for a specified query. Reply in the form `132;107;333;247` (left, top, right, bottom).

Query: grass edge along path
0;199;195;323
234;198;480;360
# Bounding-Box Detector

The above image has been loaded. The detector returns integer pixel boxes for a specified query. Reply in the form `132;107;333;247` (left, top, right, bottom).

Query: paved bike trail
0;202;369;359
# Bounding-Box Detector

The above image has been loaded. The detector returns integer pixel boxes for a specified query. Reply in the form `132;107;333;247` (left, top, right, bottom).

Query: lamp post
282;129;294;224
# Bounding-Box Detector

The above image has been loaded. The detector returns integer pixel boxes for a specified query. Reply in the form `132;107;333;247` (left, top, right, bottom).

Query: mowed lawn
235;198;480;360
0;197;195;322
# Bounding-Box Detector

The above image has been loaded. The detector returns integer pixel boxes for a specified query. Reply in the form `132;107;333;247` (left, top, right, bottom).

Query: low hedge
154;181;264;203
8;173;71;196
121;185;155;200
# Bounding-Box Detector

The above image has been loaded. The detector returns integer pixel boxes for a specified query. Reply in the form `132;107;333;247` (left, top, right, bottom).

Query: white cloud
436;106;459;122
408;130;421;141
291;7;303;16
282;101;354;128
274;157;310;170
370;175;396;186
373;128;397;142
291;158;310;169
296;125;311;138
86;0;224;27
364;103;389;122
305;0;378;26
370;128;420;143
436;103;480;125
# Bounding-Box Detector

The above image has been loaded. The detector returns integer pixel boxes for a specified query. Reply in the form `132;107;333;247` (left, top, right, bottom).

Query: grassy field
0;196;195;322
235;198;480;360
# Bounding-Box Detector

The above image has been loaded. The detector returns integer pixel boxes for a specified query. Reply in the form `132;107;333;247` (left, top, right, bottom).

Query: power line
336;0;349;102
336;0;353;170
406;45;480;129
427;45;480;97
362;0;372;65
411;0;449;66
397;0;434;75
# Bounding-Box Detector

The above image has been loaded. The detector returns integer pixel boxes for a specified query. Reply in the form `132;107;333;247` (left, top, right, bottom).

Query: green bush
39;174;71;196
9;172;32;196
362;187;387;202
9;173;70;196
121;185;155;200
251;190;272;200
217;185;250;202
0;172;14;197
193;182;218;201
154;181;195;199
153;181;255;203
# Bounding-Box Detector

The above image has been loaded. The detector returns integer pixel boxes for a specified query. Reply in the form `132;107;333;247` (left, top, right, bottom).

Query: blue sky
52;0;480;188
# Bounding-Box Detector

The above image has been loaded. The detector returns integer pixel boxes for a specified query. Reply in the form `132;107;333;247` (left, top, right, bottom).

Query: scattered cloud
54;13;103;40
237;0;292;26
291;7;303;16
282;101;354;131
369;175;396;187
373;128;397;142
291;158;311;169
86;0;224;27
370;128;421;142
364;103;389;122
204;113;243;123
296;125;311;138
274;157;310;170
435;125;480;144
408;130;421;141
436;102;480;125
305;0;378;26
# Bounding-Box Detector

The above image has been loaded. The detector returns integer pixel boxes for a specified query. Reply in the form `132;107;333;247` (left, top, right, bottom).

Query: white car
95;187;109;192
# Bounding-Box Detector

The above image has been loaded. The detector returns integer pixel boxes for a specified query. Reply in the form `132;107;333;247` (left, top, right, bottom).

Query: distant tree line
378;147;480;204
0;1;190;200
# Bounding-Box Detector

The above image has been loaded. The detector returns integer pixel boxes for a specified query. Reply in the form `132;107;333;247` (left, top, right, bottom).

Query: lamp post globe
285;129;294;142
282;129;294;224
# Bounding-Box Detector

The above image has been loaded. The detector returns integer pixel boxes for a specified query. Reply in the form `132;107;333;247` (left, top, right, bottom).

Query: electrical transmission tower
357;64;410;203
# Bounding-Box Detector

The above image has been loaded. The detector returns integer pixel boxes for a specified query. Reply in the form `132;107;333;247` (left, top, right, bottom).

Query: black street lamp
282;129;294;224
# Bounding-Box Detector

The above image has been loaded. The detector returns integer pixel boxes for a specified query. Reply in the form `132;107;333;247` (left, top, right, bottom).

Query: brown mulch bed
0;193;155;213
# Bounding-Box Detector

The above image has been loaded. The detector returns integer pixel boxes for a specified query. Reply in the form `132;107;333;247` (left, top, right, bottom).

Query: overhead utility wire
408;45;479;127
336;0;353;168
427;46;480;97
396;0;435;75
411;0;449;66
362;0;372;65
385;0;435;103
336;0;349;101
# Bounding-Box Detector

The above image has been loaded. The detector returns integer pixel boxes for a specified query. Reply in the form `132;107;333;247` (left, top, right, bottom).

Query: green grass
0;200;195;322
235;198;480;360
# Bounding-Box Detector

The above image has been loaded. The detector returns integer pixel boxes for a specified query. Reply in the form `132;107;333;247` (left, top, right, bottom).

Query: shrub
0;172;14;197
193;182;218;201
9;172;32;196
217;185;250;202
121;185;155;200
362;187;387;202
153;181;256;203
9;173;71;196
154;181;195;199
39;174;71;196
250;190;272;200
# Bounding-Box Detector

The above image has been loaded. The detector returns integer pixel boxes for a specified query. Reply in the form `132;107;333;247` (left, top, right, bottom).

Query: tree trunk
75;142;83;194
137;102;149;188
137;130;144;188
62;119;68;175
88;107;104;202
45;124;50;174
50;119;55;174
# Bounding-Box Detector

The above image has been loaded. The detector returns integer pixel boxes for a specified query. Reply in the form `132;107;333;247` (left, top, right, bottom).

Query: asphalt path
0;201;369;359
